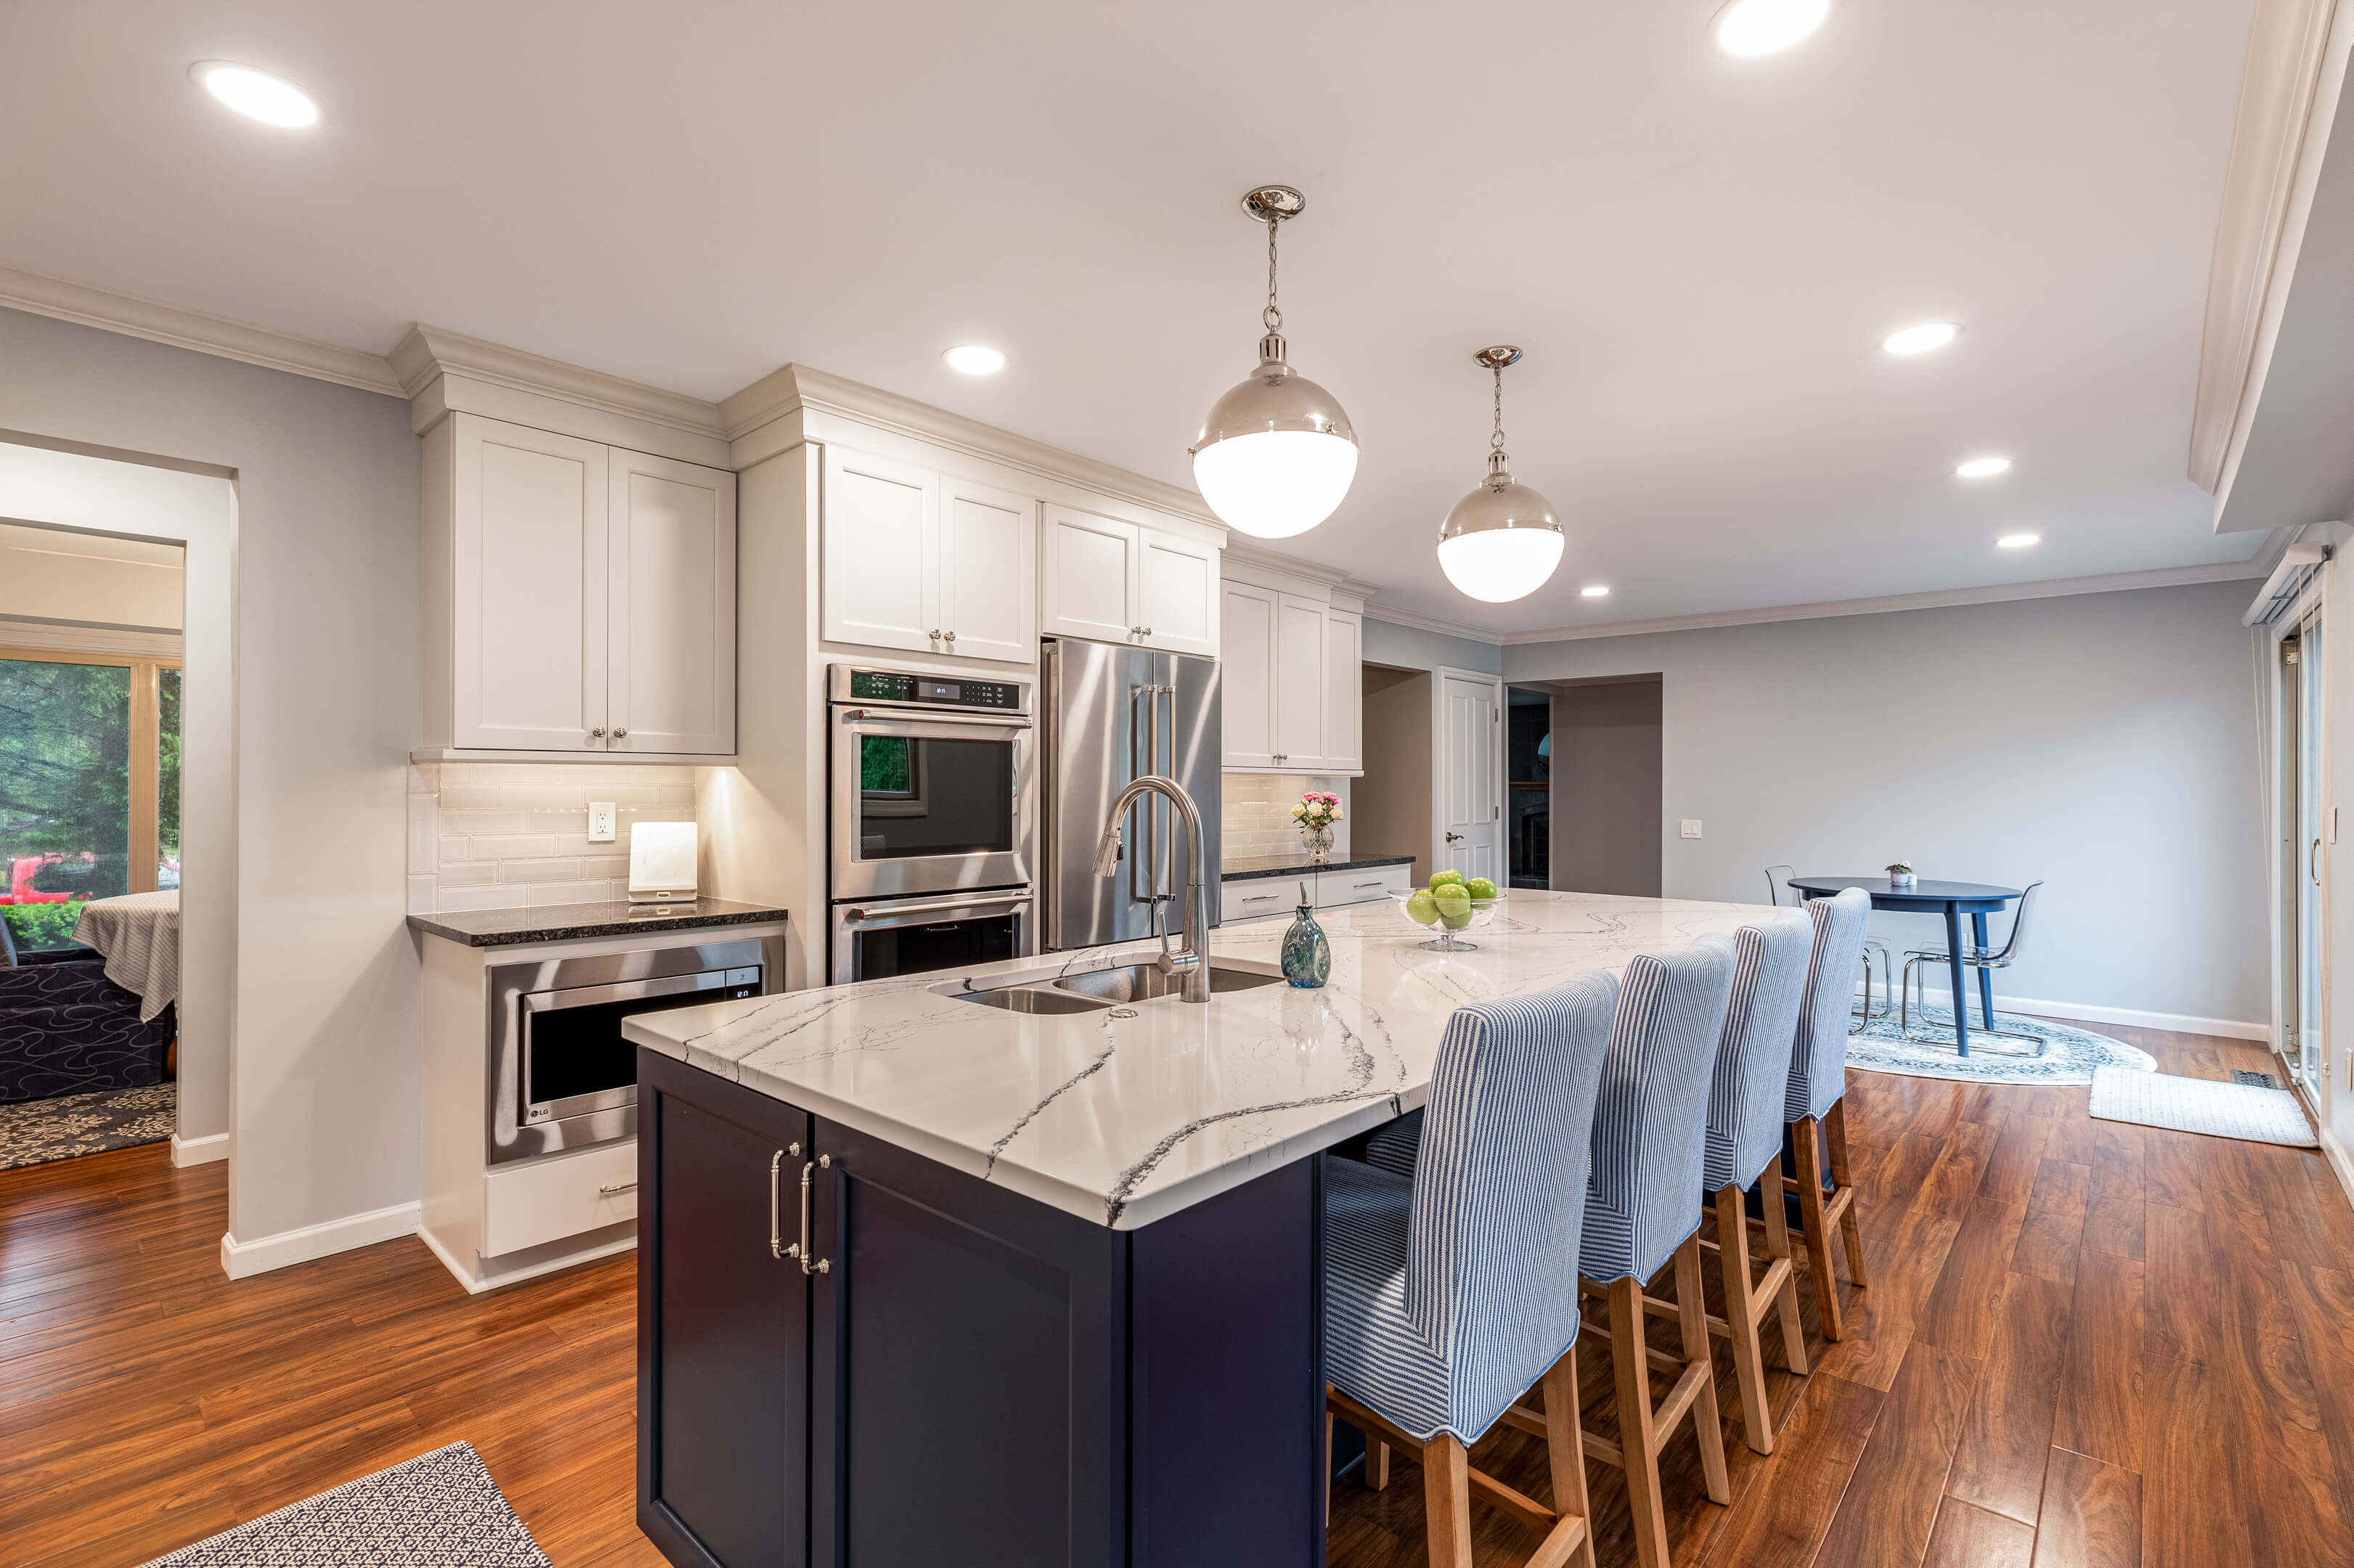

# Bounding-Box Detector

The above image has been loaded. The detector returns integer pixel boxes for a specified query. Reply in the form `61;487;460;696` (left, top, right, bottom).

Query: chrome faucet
1091;774;1210;1003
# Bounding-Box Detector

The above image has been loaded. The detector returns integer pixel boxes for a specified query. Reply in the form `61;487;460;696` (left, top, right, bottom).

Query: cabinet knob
928;629;942;640
1142;627;1153;637
942;629;956;642
614;728;628;740
590;727;606;739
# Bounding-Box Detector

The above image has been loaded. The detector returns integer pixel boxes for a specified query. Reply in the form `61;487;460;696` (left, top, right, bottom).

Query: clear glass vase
1300;823;1334;864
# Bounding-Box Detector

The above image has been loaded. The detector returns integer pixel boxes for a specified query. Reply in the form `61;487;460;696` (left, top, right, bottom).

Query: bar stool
1324;971;1619;1568
1783;887;1874;1339
1560;939;1738;1568
1695;912;1815;1454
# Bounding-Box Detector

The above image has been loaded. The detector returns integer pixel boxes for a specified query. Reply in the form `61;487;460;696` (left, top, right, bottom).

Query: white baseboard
170;1130;229;1167
218;1200;420;1281
2321;1130;2354;1215
418;1218;637;1295
1856;979;2266;1042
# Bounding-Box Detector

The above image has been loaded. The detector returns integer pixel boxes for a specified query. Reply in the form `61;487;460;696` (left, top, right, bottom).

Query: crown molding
390;325;728;441
1496;560;2273;645
1218;539;1365;594
2188;0;2345;494
0;264;403;396
722;364;1224;532
1360;605;1509;645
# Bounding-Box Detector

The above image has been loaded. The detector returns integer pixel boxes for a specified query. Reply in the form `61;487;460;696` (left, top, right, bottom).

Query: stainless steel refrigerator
1040;636;1222;950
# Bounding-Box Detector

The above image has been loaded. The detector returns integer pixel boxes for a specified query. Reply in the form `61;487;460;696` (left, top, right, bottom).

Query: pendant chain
1263;218;1282;334
1491;363;1508;461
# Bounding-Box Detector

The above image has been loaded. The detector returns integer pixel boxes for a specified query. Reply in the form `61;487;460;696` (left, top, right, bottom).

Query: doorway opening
2278;606;2325;1107
1521;676;1663;898
1507;687;1551;889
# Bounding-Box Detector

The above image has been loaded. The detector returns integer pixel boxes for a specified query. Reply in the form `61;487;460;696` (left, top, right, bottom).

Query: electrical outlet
1680;820;1702;839
588;801;618;843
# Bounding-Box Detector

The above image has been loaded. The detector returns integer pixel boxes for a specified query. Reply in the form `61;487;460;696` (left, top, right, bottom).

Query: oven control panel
842;668;1025;711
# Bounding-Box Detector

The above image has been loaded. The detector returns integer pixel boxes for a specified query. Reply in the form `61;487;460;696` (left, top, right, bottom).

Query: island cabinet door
807;1117;1128;1567
638;1050;815;1568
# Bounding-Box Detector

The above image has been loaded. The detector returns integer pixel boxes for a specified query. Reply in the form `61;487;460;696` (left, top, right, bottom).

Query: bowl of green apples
1393;871;1502;952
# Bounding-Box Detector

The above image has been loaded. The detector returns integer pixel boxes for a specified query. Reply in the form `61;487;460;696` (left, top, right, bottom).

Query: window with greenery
0;650;182;953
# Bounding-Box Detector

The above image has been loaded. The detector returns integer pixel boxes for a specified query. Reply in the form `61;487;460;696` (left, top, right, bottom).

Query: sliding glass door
2279;606;2326;1103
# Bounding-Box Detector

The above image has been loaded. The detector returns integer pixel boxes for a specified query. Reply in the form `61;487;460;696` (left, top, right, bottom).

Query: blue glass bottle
1279;882;1330;989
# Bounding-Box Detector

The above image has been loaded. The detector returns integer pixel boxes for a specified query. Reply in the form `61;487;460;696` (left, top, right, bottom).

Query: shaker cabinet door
1135;527;1220;657
1040;504;1140;645
608;449;736;756
1322;607;1362;773
451;415;611;751
1220;581;1279;769
1271;592;1329;772
938;478;1037;663
822;447;941;656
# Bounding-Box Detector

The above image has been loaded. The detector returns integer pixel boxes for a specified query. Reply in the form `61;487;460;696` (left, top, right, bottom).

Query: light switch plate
1680;820;1703;839
588;802;617;843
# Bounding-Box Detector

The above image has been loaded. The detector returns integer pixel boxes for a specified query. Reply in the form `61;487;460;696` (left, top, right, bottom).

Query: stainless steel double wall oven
827;666;1037;981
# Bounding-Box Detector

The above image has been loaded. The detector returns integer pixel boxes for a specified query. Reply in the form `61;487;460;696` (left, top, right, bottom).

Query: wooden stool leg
1422;1432;1474;1568
1792;1119;1845;1340
1757;1164;1809;1374
1826;1099;1869;1288
1541;1343;1599;1568
1609;1276;1671;1568
1714;1185;1775;1455
1673;1234;1733;1503
1367;1437;1390;1490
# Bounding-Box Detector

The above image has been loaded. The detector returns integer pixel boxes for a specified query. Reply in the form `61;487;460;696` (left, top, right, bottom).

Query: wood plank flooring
0;1019;2347;1567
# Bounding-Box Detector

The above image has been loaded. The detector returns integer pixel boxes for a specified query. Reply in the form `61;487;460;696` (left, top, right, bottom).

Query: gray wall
0;306;423;1251
1364;616;1504;677
1506;580;2266;1028
1547;679;1663;898
1356;665;1434;883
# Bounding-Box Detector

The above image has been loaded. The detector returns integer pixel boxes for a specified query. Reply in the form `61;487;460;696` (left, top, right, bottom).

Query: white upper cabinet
431;413;736;757
608;449;737;755
1040;504;1221;656
1217;568;1364;777
938;475;1038;663
821;448;1035;663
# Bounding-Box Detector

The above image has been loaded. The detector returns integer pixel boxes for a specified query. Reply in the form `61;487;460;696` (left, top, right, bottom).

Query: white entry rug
140;1442;550;1567
2089;1065;2320;1148
1844;1003;2156;1087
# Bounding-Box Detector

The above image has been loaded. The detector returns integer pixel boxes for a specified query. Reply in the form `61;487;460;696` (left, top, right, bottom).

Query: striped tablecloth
73;891;179;1023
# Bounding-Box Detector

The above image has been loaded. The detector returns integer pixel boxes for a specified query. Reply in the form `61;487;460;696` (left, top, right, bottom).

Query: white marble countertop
623;891;1765;1231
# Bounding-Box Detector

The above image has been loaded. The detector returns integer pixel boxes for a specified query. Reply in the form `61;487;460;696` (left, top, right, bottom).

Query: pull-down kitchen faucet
1091;774;1210;1003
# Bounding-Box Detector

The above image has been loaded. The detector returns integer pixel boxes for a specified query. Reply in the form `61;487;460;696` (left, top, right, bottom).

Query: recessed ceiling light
1713;0;1833;57
942;345;1006;375
1883;322;1960;356
190;62;318;127
1580;584;1610;597
1955;456;2012;479
1997;533;2040;549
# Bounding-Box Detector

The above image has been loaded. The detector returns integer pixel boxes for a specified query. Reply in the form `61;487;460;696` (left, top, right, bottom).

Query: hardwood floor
1;1019;2348;1567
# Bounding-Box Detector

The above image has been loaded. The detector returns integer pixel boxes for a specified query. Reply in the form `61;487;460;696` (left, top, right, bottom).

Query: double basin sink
938;956;1286;1014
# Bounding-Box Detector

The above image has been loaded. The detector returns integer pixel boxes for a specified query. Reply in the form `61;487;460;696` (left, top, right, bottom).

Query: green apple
1466;877;1498;901
1404;890;1441;927
1433;886;1471;926
1430;869;1466;890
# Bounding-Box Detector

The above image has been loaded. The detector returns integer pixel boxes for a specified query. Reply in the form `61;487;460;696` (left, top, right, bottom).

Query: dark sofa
0;921;174;1104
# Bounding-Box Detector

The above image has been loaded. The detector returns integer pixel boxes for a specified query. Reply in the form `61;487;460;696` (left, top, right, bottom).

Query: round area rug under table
1844;1004;2155;1087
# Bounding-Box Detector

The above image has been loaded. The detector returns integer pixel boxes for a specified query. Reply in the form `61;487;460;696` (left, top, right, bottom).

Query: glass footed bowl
1391;887;1502;952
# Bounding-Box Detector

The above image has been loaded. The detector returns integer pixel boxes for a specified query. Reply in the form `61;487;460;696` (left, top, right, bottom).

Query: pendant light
1436;346;1565;603
1189;185;1359;539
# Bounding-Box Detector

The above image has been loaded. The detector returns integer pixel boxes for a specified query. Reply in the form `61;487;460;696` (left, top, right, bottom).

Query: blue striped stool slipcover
1701;913;1815;1193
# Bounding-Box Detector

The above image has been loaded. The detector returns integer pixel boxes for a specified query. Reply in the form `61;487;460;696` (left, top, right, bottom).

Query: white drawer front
1221;881;1298;924
1317;865;1411;909
483;1138;639;1257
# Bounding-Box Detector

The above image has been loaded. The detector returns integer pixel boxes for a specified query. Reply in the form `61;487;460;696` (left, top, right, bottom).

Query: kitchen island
624;891;1760;1567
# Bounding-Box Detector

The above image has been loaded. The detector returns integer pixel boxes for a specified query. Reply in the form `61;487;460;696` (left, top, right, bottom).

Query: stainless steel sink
948;985;1113;1015
1054;959;1286;1003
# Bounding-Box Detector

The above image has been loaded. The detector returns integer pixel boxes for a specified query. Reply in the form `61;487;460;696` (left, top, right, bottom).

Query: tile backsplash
407;763;697;915
1221;774;1351;865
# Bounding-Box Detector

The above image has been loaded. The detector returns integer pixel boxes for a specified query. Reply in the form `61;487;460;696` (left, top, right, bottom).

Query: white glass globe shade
1438;526;1565;603
1192;429;1359;539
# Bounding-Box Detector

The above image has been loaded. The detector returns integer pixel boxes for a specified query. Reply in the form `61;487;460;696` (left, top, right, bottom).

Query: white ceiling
0;0;2265;634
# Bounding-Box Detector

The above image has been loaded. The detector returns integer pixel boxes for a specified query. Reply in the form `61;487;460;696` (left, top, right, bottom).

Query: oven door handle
842;892;1033;925
521;969;730;1013
838;706;1033;731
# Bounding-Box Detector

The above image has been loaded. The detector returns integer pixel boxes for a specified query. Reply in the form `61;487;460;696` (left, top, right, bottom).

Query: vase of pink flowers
1291;791;1342;864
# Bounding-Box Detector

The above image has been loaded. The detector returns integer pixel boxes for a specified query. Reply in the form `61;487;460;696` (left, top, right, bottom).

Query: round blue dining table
1786;877;2024;1057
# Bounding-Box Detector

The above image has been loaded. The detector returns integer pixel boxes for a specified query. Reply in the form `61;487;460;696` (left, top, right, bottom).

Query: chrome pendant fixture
1437;346;1565;603
1189;185;1359;539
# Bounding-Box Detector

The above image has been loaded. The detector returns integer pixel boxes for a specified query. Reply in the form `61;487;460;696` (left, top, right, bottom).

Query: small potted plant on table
1887;861;1917;889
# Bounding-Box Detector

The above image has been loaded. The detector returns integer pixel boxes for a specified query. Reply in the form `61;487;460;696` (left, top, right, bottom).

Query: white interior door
453;415;609;751
1220;581;1278;767
938;478;1035;663
821;447;939;655
1272;592;1328;771
608;449;736;754
1435;671;1502;884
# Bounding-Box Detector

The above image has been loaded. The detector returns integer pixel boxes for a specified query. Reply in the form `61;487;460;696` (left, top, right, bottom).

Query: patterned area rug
141;1442;550;1567
0;1081;174;1172
1845;1003;2157;1087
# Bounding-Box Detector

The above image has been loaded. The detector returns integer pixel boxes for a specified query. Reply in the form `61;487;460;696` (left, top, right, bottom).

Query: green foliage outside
3;900;84;950
0;658;131;952
860;735;912;794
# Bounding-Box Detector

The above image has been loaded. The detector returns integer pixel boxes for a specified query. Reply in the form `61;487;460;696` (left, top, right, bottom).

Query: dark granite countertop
407;897;791;948
1219;853;1415;882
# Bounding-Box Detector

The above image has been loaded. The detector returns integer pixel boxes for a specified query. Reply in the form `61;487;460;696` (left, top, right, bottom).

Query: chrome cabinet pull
795;1154;833;1275
769;1141;801;1259
614;727;628;739
943;629;957;642
590;727;606;739
1354;880;1384;889
598;1180;638;1196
